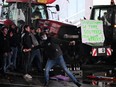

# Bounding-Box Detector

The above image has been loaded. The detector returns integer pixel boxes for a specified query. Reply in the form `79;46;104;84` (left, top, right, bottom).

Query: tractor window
94;9;107;20
1;3;25;25
1;5;9;19
93;8;111;26
31;5;47;20
94;9;100;20
9;3;24;25
103;9;112;26
1;2;47;26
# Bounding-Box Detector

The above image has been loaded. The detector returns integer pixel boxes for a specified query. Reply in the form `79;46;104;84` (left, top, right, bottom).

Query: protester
9;24;19;71
40;32;81;87
111;0;115;5
0;26;12;74
30;27;42;74
21;25;33;80
31;7;42;20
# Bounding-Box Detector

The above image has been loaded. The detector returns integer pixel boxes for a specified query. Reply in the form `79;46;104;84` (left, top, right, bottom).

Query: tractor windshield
90;5;116;43
1;2;48;25
91;5;116;26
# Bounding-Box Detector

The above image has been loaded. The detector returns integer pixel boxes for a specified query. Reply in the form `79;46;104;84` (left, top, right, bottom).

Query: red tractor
1;0;115;65
0;0;80;68
0;0;79;37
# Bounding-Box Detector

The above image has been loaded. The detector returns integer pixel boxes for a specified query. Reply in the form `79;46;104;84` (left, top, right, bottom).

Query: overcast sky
93;0;114;5
0;0;115;20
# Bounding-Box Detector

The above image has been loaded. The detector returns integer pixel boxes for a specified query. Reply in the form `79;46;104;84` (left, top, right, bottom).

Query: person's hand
10;32;13;37
69;41;75;45
64;34;68;38
23;49;31;52
32;45;34;48
4;52;8;56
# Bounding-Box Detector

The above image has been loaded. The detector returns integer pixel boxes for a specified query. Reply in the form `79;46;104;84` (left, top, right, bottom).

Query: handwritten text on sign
81;20;105;43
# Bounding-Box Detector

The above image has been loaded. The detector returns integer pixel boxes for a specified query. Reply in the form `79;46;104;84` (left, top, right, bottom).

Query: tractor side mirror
55;4;60;11
90;7;92;9
2;0;4;3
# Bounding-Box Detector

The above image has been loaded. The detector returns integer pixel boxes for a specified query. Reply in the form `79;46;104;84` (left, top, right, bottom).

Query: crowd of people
0;24;82;87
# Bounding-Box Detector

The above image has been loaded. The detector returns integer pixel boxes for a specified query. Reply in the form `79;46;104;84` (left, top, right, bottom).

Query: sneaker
75;82;82;87
44;81;49;86
23;74;32;81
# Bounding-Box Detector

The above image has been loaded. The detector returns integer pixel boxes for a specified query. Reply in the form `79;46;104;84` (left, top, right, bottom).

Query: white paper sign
81;20;105;45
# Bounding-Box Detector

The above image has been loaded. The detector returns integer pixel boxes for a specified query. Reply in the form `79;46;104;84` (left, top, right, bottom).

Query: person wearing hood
40;31;82;87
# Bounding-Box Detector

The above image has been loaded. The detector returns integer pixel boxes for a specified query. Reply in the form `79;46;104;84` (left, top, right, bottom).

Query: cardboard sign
81;20;105;46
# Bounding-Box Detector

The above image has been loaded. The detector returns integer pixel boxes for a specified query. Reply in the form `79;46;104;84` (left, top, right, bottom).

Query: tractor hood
0;19;14;27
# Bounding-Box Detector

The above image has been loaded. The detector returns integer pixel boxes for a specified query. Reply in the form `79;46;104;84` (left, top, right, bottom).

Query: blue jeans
30;49;42;72
45;55;79;83
11;47;18;69
22;51;31;74
3;52;12;73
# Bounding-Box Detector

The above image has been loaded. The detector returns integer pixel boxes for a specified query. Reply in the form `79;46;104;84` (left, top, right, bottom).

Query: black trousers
22;51;31;74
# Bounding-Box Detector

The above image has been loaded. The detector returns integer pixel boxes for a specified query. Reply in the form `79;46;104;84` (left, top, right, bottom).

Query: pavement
0;71;100;87
0;64;116;87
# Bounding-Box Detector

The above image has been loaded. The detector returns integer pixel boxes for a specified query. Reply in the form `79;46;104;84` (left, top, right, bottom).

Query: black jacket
0;33;11;54
22;32;32;49
42;36;69;60
9;32;20;47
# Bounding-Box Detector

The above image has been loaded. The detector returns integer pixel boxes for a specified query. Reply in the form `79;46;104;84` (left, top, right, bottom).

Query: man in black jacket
0;26;12;74
40;32;81;87
9;24;19;71
21;25;33;80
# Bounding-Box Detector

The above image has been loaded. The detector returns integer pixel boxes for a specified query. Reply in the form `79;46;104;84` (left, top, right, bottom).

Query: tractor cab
0;0;48;27
79;4;116;64
90;5;116;43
